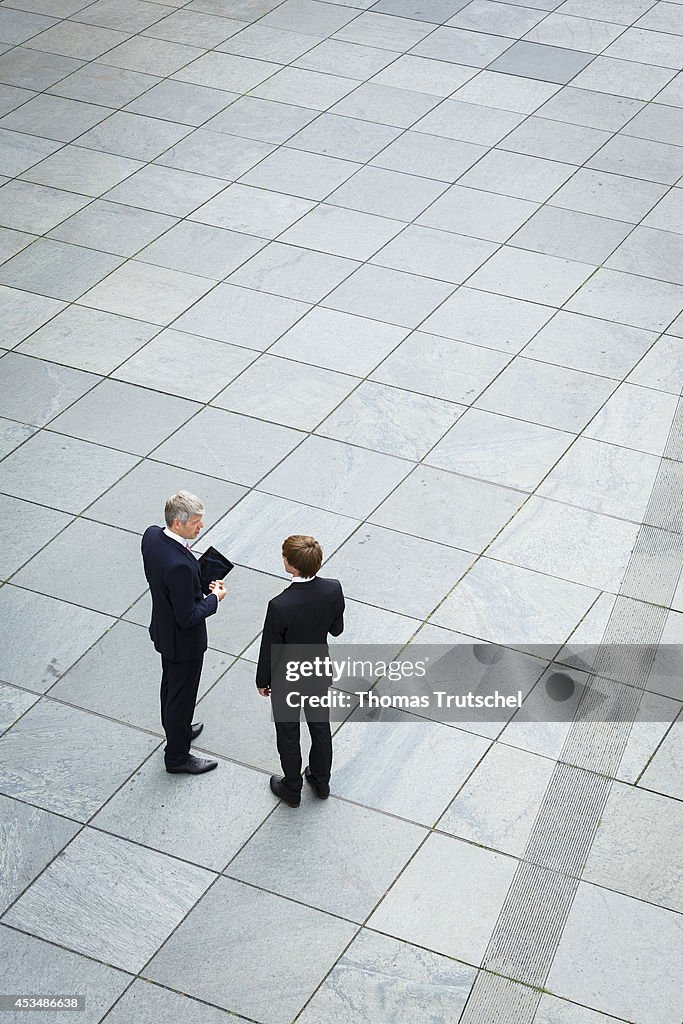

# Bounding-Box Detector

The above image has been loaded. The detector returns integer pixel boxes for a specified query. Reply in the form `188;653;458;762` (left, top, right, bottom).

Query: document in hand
198;546;234;595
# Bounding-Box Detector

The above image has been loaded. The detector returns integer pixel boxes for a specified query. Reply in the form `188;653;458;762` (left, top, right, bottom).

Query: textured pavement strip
459;391;683;1021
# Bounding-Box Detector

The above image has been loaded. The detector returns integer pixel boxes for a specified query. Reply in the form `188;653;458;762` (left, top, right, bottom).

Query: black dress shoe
166;754;218;775
304;765;329;800
190;722;204;740
270;775;300;807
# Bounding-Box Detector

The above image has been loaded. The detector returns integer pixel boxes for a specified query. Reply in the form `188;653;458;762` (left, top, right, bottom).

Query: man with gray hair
142;491;226;774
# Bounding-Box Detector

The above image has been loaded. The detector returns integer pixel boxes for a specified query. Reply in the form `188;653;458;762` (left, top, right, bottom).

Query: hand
209;580;226;602
257;687;271;697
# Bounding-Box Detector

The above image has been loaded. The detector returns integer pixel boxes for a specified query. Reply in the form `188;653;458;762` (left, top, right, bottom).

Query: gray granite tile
0;587;112;693
0;927;130;1024
537;85;644;130
126;79;237;126
48;62;159;107
537;436;661;522
491;40;594;83
103;979;239;1024
195;657;283;770
298;928;476;1024
104;164;226;216
260;0;361;35
628;335;683;394
418;185;539;243
621;102;683;147
0;793;80;913
468;246;594;307
547;882;683;1023
643;188;683;235
0;47;83;91
571;54;675;100
147;9;244;47
113;329;256;403
371;53;476;96
536;993;634;1024
193;564;285;655
439;742;555;856
0;430;136;513
213;355;356;431
0;285;63;346
566;269;683;332
475;358;617;432
433;556;599;646
279;204;403;262
93;755;273;870
606;25;682;67
329;81;440;130
0;9;56;45
50;378;200;456
154;406;301;485
174;282;309;349
371;227;496;284
75;0;170;32
288;113;401;162
510;206;630;264
231;798;424;921
584;782;683;912
294;37;395;79
0;180;89;234
0;84;36;116
368;833;516;963
426;407;573;490
99;35;204;76
326;525;473;618
370;465;526;552
199;488;359;575
318;380;462;459
252;66;356;111
0;92;109;142
79;260;214;325
0;682;38;735
0;700;157;818
459;149;576;203
585;378;679;462
0;239;123;301
525;12;623;50
5;827;213;971
328;165;448;222
227;242;358;304
412;25;514;66
414;97;524;145
49;200;177;258
216;23;317;62
371;131;485;182
333;711;489;824
488;495;639;591
640;719;683;800
21;145;143;197
524;310;656;378
322;264;454;329
203;95;312;145
371;332;509;404
589;134;683;185
0;352;99;427
0;494;72;579
0;128;62;177
191;182;315;237
0;416;36;459
452;69;560;113
240;146;359;201
636;2;683;33
505;117;611;165
334;11;433;51
14;518;146;616
261;435;413;519
52;618;231;727
17;306;158;375
549;168;666;224
143;876;356;1024
607;226;683;286
0;226;35;265
156;128;274;180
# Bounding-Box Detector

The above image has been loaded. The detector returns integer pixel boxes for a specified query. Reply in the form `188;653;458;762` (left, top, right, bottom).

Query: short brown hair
282;535;323;576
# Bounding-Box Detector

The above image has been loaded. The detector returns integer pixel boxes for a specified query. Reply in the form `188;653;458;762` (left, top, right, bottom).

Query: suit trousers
274;708;332;798
160;654;203;768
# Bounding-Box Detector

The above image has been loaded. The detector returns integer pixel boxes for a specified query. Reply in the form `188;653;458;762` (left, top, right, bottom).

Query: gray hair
164;490;205;528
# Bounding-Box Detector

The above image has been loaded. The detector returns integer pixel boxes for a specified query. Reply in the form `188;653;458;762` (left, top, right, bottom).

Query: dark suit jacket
141;526;218;662
256;576;345;690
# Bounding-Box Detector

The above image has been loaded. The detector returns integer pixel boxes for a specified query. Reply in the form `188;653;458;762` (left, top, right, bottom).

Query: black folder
198;546;234;595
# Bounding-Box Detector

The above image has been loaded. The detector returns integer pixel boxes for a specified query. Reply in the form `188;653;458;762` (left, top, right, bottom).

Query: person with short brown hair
256;535;345;807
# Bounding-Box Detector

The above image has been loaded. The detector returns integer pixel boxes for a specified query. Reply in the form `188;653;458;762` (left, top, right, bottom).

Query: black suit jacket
141;526;218;662
256;576;345;690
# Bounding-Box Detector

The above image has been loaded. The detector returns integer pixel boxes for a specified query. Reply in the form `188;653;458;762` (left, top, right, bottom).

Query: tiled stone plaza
1;0;683;1020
